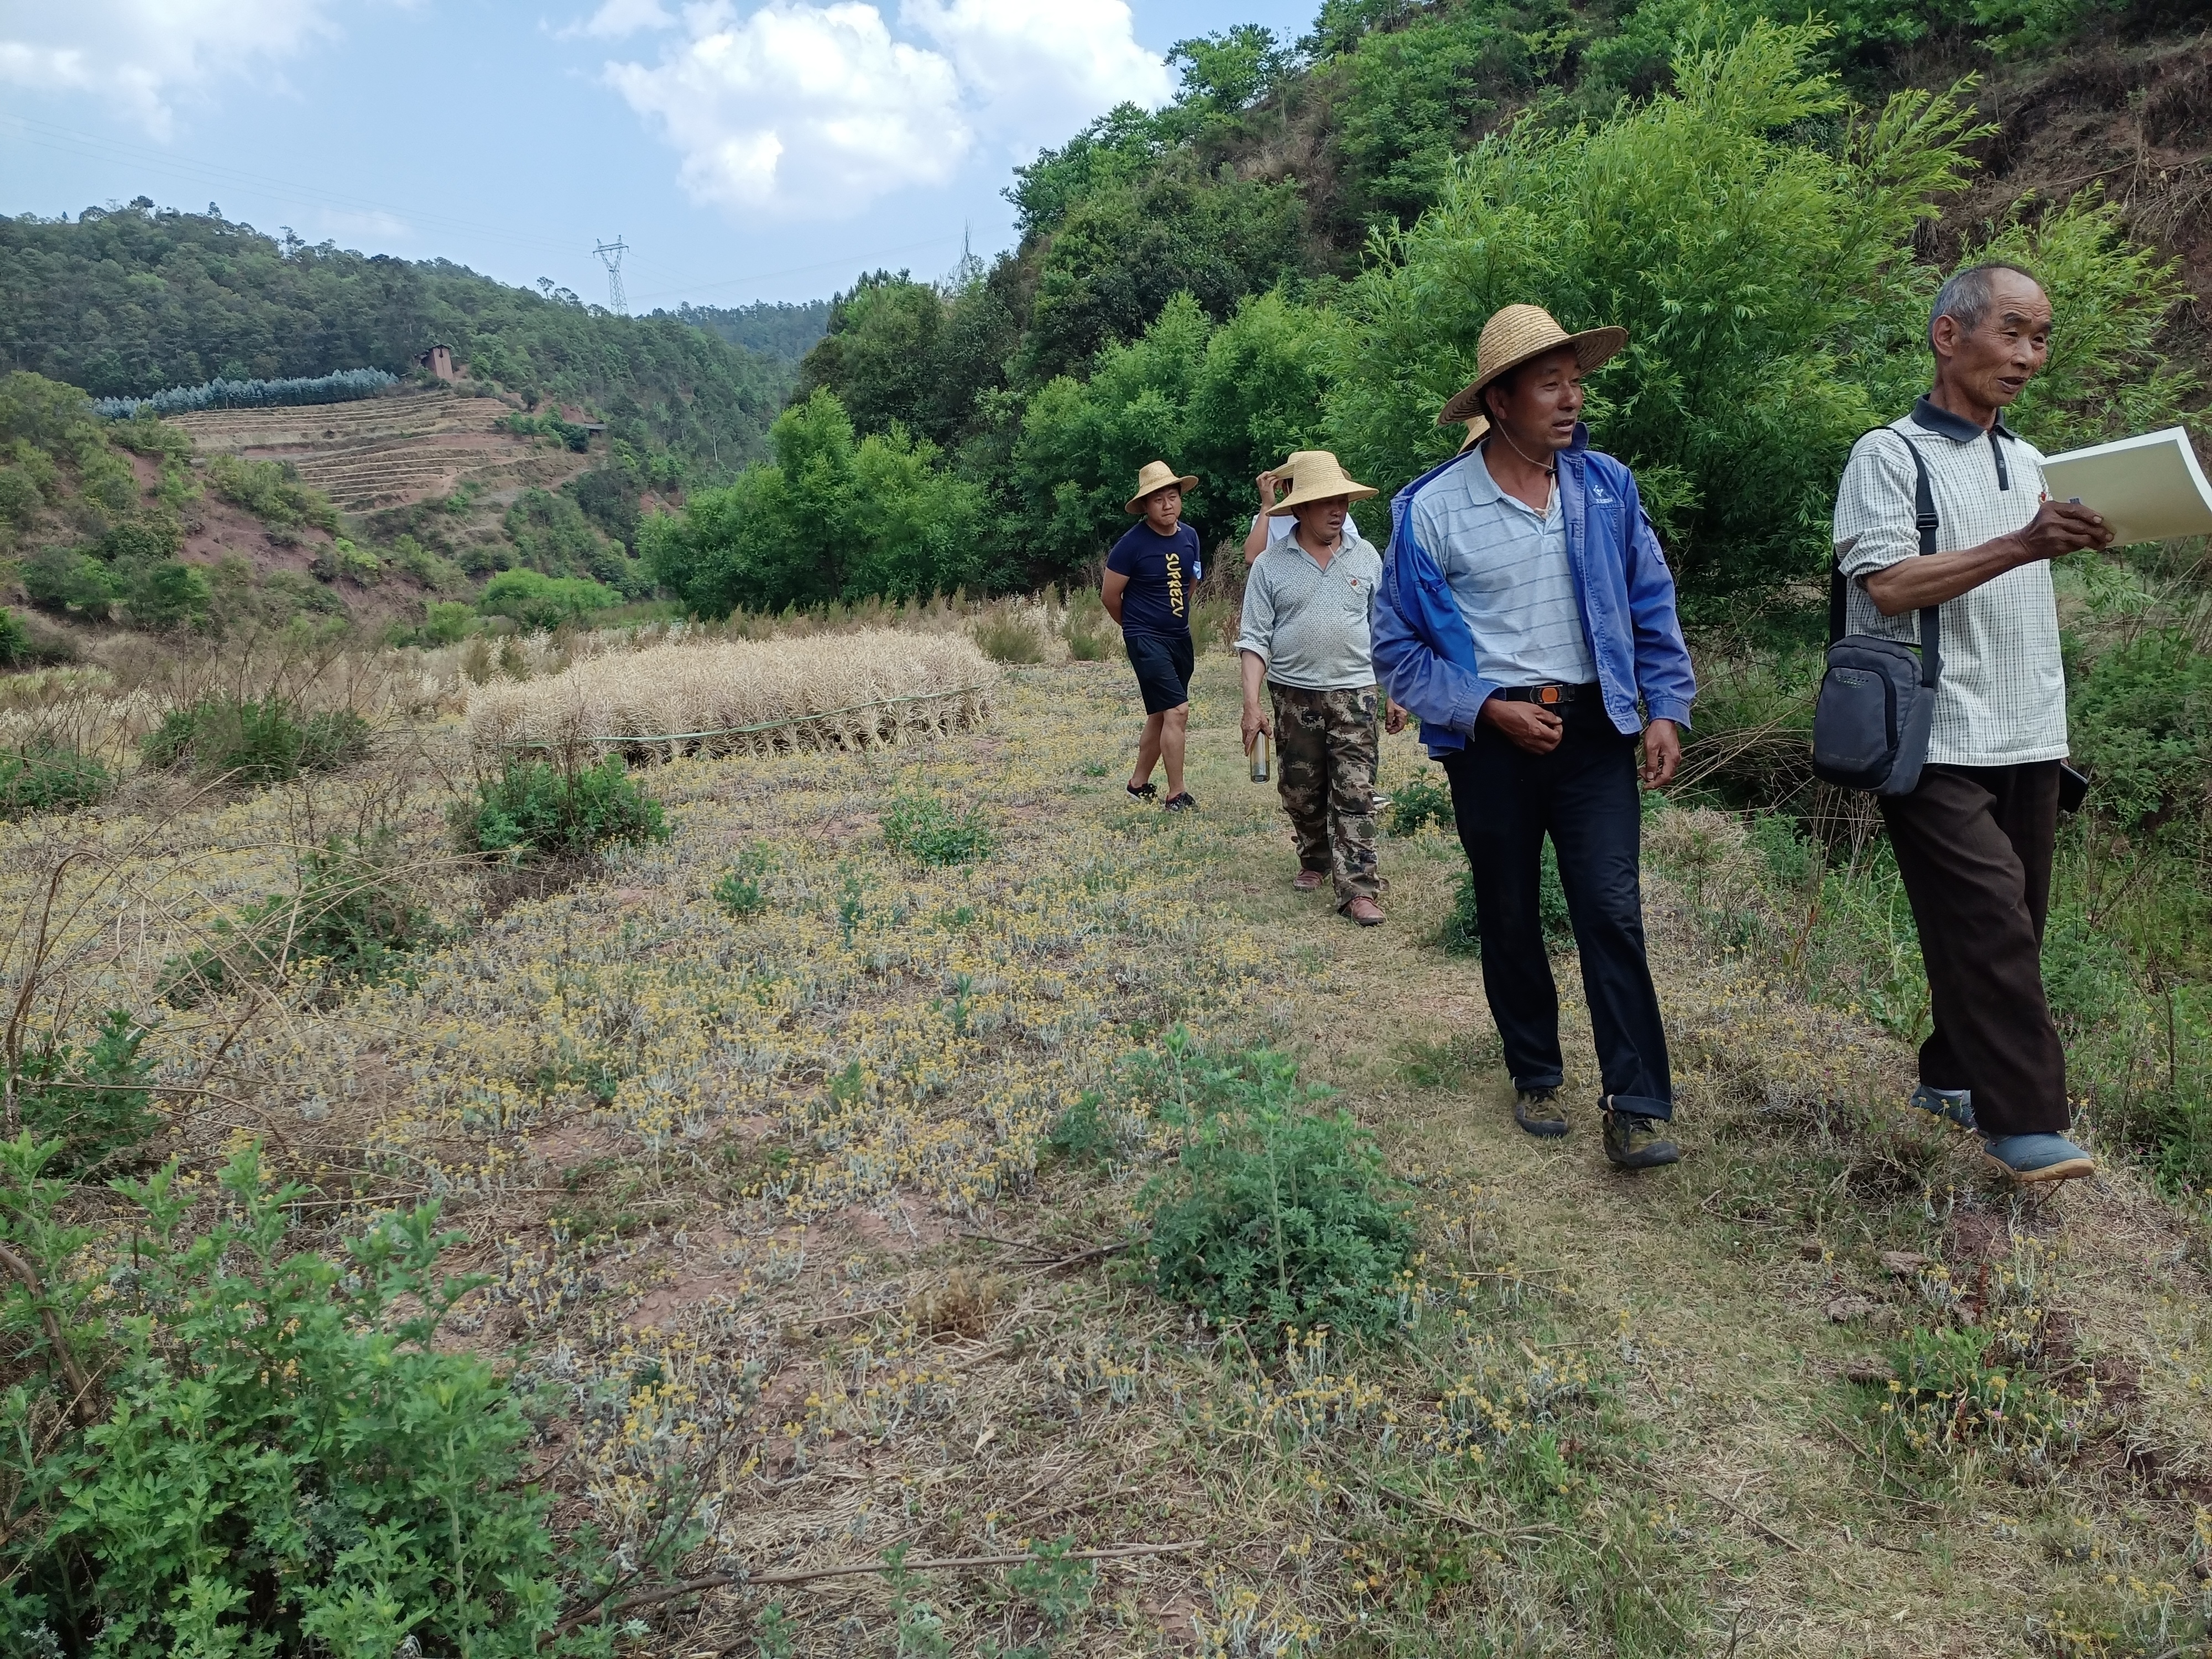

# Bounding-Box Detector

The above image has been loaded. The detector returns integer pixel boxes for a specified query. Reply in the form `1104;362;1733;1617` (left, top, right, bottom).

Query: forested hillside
673;300;833;364
0;207;793;476
644;0;2208;617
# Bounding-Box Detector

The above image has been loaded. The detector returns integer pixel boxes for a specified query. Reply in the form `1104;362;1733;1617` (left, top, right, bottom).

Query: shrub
204;453;341;533
0;606;27;665
973;604;1046;664
0;1138;608;1657
423;598;476;643
1139;1042;1415;1344
8;1009;158;1176
882;791;994;865
1063;588;1112;660
1386;767;1454;837
21;546;119;619
124;559;212;630
451;755;670;860
160;840;439;1008
142;696;370;782
1442;843;1571;954
0;740;111;818
479;568;620;630
2067;628;2212;832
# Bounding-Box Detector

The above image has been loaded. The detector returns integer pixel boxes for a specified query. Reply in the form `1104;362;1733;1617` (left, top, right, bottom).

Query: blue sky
1;0;1319;313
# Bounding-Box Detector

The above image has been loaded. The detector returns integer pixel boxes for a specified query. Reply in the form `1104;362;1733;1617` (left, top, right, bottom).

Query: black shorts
1125;632;1194;714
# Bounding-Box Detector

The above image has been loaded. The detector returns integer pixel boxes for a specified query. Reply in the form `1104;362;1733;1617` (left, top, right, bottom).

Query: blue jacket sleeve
1618;474;1697;730
1374;521;1497;736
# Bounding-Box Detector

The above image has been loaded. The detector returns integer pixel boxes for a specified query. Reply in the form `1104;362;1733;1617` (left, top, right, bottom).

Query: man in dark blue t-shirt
1104;460;1204;811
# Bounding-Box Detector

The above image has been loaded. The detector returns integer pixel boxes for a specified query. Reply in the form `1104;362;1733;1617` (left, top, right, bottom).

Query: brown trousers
1878;760;2067;1138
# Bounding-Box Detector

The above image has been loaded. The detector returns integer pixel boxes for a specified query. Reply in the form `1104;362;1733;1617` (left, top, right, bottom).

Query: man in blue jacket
1374;305;1697;1171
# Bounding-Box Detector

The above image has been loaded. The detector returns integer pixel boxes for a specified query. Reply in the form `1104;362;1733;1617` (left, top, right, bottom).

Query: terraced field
173;387;587;512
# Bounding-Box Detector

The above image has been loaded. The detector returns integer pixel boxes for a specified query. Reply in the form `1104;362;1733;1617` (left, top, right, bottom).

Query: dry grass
4;644;2210;1656
462;629;999;759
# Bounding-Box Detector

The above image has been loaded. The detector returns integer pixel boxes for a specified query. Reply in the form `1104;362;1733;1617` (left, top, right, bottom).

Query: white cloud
603;0;1167;218
0;0;337;138
560;0;675;41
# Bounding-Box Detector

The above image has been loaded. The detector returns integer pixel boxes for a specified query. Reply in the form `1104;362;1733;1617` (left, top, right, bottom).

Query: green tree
126;559;212;630
477;569;619;630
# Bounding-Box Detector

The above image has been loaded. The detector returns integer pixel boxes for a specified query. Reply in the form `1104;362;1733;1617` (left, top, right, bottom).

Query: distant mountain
0;203;794;476
673;300;833;364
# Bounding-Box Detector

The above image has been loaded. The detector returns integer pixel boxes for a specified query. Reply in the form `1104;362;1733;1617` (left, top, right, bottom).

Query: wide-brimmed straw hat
1270;450;1376;514
1438;304;1626;426
1125;460;1199;514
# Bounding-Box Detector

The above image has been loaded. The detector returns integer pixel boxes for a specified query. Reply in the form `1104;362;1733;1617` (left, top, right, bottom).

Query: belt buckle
1537;685;1561;706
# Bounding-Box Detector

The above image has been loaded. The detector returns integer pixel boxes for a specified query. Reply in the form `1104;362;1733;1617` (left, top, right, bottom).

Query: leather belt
1494;681;1598;707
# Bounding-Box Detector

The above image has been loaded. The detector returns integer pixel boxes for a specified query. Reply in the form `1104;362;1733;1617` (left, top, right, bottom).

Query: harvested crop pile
465;630;999;757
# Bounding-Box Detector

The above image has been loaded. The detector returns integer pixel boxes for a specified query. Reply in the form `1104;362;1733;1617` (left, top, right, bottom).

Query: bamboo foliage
463;630;999;760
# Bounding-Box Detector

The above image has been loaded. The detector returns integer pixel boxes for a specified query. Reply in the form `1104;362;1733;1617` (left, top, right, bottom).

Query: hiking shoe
1126;780;1157;801
1981;1133;2094;1185
1293;868;1326;891
1163;791;1199;812
1512;1087;1569;1139
1342;896;1384;926
1907;1083;1976;1133
1603;1105;1682;1171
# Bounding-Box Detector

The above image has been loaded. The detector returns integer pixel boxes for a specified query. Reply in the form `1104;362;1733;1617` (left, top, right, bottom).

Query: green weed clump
7;1010;158;1176
1062;588;1112;660
0;1138;620;1658
712;842;775;915
1138;1039;1415;1345
882;791;994;865
1442;845;1571;955
0;740;110;818
160;840;439;1008
451;755;670;860
1386;767;1453;837
141;696;369;782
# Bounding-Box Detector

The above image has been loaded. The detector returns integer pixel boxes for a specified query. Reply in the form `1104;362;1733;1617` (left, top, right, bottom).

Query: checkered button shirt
1832;409;2067;767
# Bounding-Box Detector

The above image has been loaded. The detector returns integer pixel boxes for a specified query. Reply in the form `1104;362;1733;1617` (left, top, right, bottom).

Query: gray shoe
1512;1087;1568;1138
1981;1133;2094;1185
1603;1106;1682;1170
1908;1083;1976;1133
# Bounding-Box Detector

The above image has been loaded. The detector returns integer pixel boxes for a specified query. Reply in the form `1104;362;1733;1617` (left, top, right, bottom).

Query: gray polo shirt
1235;529;1384;691
1406;443;1597;687
1833;399;2065;766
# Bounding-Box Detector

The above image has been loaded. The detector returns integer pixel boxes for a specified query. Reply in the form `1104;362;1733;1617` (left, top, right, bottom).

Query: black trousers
1879;761;2067;1138
1442;711;1673;1119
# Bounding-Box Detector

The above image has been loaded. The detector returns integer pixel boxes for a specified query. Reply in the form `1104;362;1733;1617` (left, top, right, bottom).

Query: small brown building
417;343;455;382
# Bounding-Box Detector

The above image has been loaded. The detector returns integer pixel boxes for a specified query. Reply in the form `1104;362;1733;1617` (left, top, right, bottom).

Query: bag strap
1829;427;1943;688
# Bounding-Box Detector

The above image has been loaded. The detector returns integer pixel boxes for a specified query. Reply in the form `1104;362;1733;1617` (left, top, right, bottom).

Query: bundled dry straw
464;630;999;760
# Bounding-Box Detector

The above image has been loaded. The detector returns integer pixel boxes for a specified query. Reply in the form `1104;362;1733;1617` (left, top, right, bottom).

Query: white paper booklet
2039;426;2212;545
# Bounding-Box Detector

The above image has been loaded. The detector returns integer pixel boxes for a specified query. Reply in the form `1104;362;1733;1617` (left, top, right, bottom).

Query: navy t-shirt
1105;522;1200;638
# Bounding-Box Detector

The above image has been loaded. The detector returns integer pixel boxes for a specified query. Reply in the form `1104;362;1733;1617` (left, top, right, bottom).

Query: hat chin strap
1488;418;1557;478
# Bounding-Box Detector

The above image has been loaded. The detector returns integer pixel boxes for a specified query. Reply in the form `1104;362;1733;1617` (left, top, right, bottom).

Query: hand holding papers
2039;427;2212;546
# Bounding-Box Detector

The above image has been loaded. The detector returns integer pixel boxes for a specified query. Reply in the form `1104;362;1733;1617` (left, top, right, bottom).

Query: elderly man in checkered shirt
1832;263;2115;1185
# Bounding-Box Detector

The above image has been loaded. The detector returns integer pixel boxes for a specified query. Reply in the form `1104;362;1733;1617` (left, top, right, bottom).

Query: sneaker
1342;896;1384;926
1512;1087;1569;1139
1907;1083;1976;1133
1981;1133;2094;1185
1162;791;1199;812
1603;1105;1682;1171
1292;869;1326;891
1126;780;1157;801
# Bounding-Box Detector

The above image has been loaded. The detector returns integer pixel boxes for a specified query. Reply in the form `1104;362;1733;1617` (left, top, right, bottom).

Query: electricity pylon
593;237;629;316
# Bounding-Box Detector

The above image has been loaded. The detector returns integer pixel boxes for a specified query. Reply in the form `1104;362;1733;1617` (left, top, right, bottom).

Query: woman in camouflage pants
1235;452;1406;927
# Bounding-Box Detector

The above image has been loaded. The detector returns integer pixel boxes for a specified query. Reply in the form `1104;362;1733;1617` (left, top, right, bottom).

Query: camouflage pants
1271;684;1380;903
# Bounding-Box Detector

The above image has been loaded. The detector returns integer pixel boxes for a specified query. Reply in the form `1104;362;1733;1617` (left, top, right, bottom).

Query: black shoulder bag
1811;432;1942;796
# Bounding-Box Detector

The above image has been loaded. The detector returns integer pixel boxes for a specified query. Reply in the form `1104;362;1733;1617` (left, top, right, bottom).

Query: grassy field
6;645;2211;1656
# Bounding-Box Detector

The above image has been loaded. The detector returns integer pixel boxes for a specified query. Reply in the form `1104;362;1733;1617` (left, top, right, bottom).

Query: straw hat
1455;416;1491;455
1125;460;1199;515
1270;450;1376;514
1438;304;1626;426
